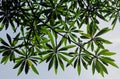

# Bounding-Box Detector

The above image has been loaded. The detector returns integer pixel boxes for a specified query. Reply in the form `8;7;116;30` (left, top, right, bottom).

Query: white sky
0;21;120;79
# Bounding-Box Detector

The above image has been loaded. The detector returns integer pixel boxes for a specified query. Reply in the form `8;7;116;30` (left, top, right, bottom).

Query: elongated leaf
80;36;89;39
28;60;32;66
92;61;95;75
95;37;112;44
59;45;75;51
6;34;12;44
46;43;53;49
31;65;39;75
58;54;69;62
48;31;55;48
57;38;63;49
1;55;9;64
58;55;64;71
54;56;58;74
98;60;108;74
74;58;78;68
13;60;23;69
96;61;103;76
99;49;116;56
17;62;25;76
100;57;118;68
66;57;76;67
95;28;110;37
25;61;29;74
0;23;4;31
1;40;9;46
40;54;52;63
81;59;87;69
48;57;54;70
96;13;106;21
77;58;81;75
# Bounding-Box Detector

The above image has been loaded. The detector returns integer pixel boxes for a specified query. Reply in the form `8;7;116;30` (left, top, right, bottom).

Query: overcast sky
0;21;120;79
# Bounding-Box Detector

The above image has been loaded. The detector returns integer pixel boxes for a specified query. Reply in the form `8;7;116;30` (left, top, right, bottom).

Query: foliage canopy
0;0;120;77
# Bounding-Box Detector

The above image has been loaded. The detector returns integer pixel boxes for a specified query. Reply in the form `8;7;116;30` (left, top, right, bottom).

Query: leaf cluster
0;0;119;76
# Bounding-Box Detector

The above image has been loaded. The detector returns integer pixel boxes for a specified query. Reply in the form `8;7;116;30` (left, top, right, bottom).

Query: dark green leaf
54;56;58;74
48;31;55;48
0;23;4;31
98;49;116;56
25;61;30;74
1;40;9;46
13;60;23;69
77;58;81;75
17;62;25;76
31;65;39;75
100;57;118;68
59;45;75;51
95;28;111;37
48;57;54;70
66;57;76;67
1;55;9;64
58;56;64;71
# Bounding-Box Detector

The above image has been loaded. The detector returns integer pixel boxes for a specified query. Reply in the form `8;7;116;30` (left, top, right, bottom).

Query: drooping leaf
58;56;64;71
17;62;25;76
13;60;23;69
31;64;39;75
77;58;81;75
54;56;58;74
6;34;12;45
101;57;119;68
48;57;54;70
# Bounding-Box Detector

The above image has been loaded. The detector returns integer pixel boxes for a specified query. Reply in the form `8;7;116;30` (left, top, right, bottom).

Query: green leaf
17;62;25;76
1;55;9;64
77;58;81;75
58;56;64;71
80;36;89;39
13;60;23;69
46;43;53;49
48;31;55;48
40;54;52;63
96;13;107;21
57;38;63;49
48;57;54;70
100;57;119;68
54;56;58;74
1;39;9;46
31;65;39;75
25;61;29;74
58;54;69;62
74;58;78;68
98;60;108;75
98;49;116;56
6;34;12;45
111;15;117;29
60;52;73;57
13;33;20;45
59;45;75;51
95;37;112;44
66;57;76;67
0;23;4;31
92;61;96;75
81;59;87;69
95;28;111;37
